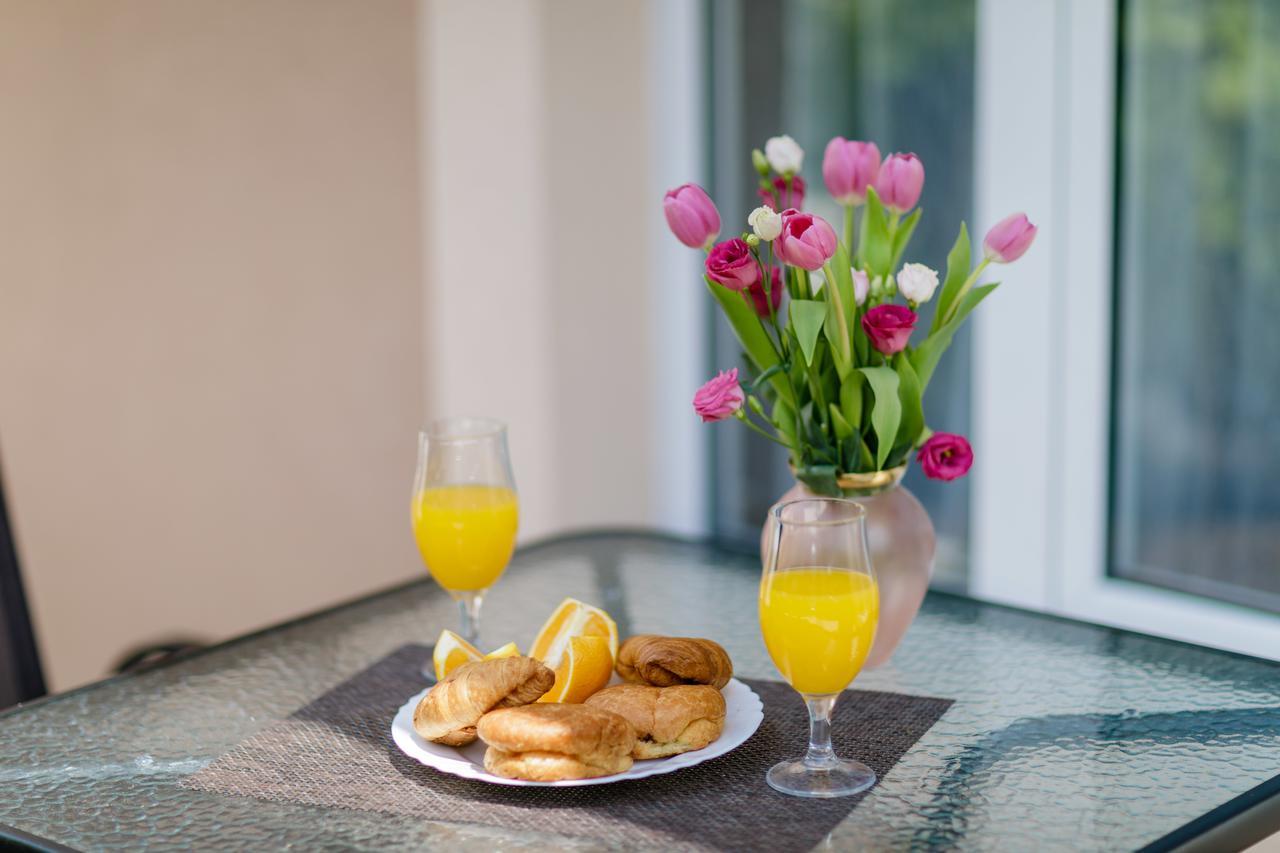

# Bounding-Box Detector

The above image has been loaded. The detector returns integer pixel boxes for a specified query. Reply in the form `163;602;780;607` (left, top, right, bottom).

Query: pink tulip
775;209;838;271
705;239;761;292
747;268;784;318
983;212;1038;263
861;304;917;355
916;432;973;481
663;183;721;250
822;138;881;205
758;175;806;211
874;153;924;213
692;368;745;423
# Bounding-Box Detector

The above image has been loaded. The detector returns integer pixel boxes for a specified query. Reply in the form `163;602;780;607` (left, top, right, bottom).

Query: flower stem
734;409;791;448
943;257;992;326
843;204;855;254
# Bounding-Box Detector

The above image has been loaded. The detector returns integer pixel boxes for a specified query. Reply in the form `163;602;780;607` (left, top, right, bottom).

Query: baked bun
478;703;636;780
615;635;733;689
413;656;554;746
585;683;726;759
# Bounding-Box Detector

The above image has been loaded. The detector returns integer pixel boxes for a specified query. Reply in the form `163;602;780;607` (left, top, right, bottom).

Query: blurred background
1;0;1277;694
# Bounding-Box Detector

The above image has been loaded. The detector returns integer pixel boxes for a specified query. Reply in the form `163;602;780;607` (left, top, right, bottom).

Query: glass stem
457;593;483;646
803;694;838;769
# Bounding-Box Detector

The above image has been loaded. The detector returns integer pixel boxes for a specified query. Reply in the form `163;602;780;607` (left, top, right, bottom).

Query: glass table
3;532;1278;851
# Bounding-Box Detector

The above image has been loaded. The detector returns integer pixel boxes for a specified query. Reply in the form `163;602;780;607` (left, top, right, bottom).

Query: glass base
766;756;876;798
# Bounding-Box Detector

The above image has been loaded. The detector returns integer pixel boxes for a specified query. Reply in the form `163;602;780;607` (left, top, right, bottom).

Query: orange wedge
484;642;520;659
529;598;619;667
537;635;614;704
432;629;482;681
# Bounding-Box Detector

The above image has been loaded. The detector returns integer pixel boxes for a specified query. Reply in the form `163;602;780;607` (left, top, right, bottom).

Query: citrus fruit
529;597;619;667
537;635;614;703
484;642;520;659
432;629;482;681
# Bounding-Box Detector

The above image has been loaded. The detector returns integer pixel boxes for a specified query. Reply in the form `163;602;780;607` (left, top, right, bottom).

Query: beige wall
0;0;425;690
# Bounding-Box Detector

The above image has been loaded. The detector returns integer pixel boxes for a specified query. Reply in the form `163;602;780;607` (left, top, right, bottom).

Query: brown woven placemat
183;645;952;851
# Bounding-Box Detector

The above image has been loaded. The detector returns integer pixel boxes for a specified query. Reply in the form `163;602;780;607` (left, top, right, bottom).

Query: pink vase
762;471;935;669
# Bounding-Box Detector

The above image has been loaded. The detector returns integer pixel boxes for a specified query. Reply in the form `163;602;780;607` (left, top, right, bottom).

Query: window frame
969;0;1280;659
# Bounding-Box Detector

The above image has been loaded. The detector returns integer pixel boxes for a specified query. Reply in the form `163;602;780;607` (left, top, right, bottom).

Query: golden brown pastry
615;635;733;689
478;703;636;781
585;683;726;759
413;656;554;746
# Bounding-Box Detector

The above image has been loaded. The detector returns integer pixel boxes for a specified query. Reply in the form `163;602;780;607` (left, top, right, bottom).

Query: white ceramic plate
390;678;764;787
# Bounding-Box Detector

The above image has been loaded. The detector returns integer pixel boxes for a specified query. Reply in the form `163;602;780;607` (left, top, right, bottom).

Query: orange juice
759;568;879;695
411;485;518;592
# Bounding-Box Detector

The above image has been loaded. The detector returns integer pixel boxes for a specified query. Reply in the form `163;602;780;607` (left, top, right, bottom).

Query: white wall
0;0;703;691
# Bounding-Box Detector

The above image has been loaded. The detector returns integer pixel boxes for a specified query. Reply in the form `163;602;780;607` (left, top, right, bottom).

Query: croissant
412;655;554;746
615;635;733;690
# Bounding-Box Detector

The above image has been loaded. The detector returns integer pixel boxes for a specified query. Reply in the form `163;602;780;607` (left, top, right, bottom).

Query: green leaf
893;351;924;453
829;242;857;331
788;300;827;368
828;403;853;439
795;464;840;498
889;208;922;272
771;396;797;448
932;223;971;333
857;187;892;276
706;278;794;407
912;282;999;389
858;365;901;470
839;373;863;435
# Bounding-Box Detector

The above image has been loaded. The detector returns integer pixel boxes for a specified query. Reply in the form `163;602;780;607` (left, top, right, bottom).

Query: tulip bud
765;135;804;176
663;183;721;250
852;268;870;306
822;137;881;206
751;148;770;177
896;263;939;304
747;206;783;241
775;209;837;271
983;212;1038;263
874;153;925;213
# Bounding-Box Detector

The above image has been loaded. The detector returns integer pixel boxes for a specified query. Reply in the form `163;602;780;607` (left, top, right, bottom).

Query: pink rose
758;175;806;211
822;138;881;205
916;432;973;481
874;153;924;213
983;212;1038;263
705;239;761;292
860;304;917;354
775;209;838;271
746;268;784;318
692;368;745;423
663;183;721;250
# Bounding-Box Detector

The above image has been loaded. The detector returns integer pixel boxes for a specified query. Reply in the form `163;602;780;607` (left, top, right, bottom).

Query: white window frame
970;0;1280;659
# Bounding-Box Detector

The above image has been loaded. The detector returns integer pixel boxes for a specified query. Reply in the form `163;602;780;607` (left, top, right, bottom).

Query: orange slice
529;598;619;667
432;629;482;681
537;635;614;704
484;642;520;659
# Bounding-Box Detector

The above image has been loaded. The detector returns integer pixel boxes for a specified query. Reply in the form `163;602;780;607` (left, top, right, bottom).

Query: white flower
765;135;804;175
747;206;782;241
897;262;939;304
852;268;870;306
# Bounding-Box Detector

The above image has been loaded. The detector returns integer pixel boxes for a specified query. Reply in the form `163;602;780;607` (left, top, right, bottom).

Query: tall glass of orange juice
411;417;517;647
759;497;878;798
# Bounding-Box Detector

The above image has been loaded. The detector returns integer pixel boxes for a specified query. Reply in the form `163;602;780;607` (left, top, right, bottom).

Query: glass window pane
710;0;977;589
1111;0;1280;612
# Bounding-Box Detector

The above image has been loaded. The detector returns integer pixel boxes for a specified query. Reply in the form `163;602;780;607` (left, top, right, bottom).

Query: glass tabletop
3;532;1278;851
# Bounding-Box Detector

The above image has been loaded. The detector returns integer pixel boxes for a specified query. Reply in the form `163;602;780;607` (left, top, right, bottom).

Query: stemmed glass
410;417;518;646
758;497;879;797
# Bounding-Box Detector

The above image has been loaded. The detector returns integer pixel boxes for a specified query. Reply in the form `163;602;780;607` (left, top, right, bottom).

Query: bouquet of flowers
664;135;1036;497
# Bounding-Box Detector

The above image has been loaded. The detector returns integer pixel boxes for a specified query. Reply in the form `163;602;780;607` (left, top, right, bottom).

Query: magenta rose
746;268;784;318
758;175;806;211
705;238;761;292
775;209;838;271
860;304;917;354
692;368;745;423
916;432;973;481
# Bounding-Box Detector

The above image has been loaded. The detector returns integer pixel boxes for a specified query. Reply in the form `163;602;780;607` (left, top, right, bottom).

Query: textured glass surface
1112;0;1280;612
710;0;977;588
2;533;1278;851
